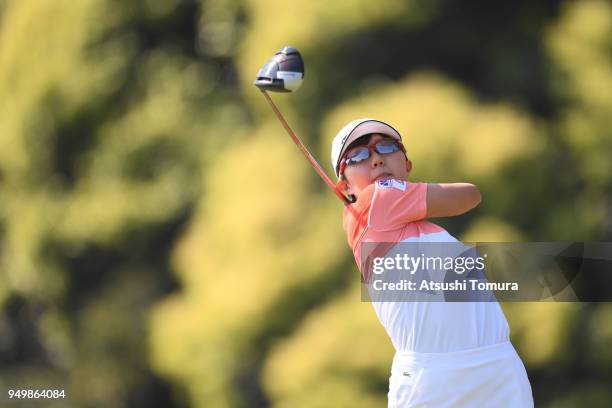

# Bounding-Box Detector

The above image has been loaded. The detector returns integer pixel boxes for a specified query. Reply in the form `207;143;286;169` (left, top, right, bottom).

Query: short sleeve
368;179;427;231
342;183;376;249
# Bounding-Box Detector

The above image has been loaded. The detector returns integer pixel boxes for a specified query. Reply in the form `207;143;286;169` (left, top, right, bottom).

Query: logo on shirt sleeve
375;179;406;191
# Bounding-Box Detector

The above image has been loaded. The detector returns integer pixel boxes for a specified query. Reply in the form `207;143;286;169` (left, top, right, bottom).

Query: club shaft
260;90;356;212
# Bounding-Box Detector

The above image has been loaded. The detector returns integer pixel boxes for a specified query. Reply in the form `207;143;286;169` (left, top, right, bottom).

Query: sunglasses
339;139;405;176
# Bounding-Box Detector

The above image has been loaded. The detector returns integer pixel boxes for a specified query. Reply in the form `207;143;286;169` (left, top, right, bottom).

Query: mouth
372;172;393;183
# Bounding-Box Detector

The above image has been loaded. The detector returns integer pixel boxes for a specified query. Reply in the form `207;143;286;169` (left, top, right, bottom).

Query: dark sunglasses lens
346;147;370;164
375;141;400;154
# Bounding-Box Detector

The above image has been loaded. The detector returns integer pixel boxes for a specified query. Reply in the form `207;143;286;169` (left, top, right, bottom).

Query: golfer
331;119;534;407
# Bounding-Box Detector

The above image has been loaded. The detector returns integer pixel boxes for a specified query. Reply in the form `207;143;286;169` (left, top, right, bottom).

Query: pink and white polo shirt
343;179;510;352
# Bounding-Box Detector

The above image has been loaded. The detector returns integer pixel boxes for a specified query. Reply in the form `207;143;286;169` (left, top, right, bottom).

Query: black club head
254;46;304;92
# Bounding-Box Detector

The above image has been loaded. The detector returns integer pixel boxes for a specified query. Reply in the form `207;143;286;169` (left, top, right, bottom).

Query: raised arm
426;183;481;218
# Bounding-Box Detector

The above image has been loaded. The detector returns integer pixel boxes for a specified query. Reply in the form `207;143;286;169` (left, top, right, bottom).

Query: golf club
254;46;356;211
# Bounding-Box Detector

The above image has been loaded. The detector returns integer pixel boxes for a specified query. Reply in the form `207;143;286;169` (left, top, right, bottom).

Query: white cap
330;118;402;178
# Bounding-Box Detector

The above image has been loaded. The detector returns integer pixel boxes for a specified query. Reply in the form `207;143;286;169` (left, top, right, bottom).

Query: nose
370;150;384;168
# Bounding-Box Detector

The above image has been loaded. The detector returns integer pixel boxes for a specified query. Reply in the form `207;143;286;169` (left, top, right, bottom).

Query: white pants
388;341;534;408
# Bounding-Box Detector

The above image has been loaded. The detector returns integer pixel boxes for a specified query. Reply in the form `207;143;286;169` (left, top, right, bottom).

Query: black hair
344;133;374;151
341;134;374;203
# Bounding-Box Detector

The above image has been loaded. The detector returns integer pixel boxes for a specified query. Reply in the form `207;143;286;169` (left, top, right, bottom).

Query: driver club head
254;46;304;92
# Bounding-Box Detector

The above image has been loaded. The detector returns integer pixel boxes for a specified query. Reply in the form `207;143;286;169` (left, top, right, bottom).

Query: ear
336;178;356;197
405;159;413;175
345;182;357;203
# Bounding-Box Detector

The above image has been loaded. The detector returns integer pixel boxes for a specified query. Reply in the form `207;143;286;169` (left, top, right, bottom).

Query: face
340;134;412;199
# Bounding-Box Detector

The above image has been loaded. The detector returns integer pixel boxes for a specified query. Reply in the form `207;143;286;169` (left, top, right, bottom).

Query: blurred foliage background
0;0;611;407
